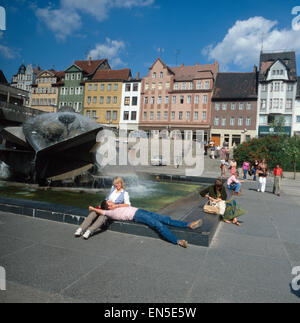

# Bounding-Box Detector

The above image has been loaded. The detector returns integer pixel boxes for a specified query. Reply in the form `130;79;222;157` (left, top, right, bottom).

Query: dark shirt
257;165;268;177
200;185;227;201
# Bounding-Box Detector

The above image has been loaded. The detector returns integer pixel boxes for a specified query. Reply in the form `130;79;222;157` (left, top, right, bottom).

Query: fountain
0;112;105;185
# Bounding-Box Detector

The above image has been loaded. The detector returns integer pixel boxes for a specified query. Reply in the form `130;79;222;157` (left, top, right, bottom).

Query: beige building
31;70;64;112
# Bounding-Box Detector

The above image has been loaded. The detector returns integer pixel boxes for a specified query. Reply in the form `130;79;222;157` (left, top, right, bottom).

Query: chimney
136;72;140;80
88;57;92;66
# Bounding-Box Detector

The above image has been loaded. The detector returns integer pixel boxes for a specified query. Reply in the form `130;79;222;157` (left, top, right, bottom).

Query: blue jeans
227;182;241;194
133;209;189;245
253;168;257;181
243;170;247;179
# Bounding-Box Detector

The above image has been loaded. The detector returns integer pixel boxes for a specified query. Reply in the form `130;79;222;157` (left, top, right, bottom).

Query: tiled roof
170;64;218;81
74;59;107;75
259;51;297;81
92;68;132;81
212;73;258;100
0;70;8;84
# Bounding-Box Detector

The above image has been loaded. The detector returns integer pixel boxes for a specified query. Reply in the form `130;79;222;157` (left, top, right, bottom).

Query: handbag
203;201;220;215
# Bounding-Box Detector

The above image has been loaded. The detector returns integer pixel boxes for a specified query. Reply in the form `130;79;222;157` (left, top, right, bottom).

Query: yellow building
31;70;64;112
84;69;131;127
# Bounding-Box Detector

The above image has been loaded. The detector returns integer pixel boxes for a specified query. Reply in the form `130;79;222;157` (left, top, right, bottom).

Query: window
261;99;266;110
94;84;98;91
205;81;210;89
186;112;191;120
189;82;194;90
144;97;148;104
222;117;226;126
287;84;293;92
286;99;293;110
131;111;137;121
152;83;156;90
157;96;162;105
112;111;118;120
231;103;236;110
87;96;91;104
107;96;111;104
113;96;118;104
246;117;251;126
203;95;208;104
71;74;75;80
214;117;219;126
132;97;138;106
86;110;91;118
152;72;156;79
160;72;163;78
106;111;111;121
93;96;97;104
238;117;243;126
92;110;97;119
187;96;192;104
222;103;227;111
165;96;169;104
70;87;74;95
261;84;267;92
174;83;179;90
247;103;252;110
133;83;138;91
65;74;70;81
124;111;129;121
100;84;105;91
125;84;131;92
239;103;244;110
180;96;184;104
194;112;198;120
296;116;300;123
145;83;149;91
274;82;280;92
114;84;119;91
215;103;220;111
196;81;202;90
150;112;154;120
124;97;130;106
164;111;168;120
157;112;161;120
107;84;112;91
77;74;81;80
100;96;104;104
158;82;162;90
195;95;199;104
172;96;176;104
88;84;92;91
165;82;170;89
202;111;207;121
179;112;183;120
151;97;155;104
230;117;235;126
182;82;186;90
143;112;147;120
171;112;175;120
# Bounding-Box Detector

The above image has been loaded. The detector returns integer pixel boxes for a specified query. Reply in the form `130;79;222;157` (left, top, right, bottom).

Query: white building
257;52;297;137
10;63;41;107
119;77;142;132
294;78;300;136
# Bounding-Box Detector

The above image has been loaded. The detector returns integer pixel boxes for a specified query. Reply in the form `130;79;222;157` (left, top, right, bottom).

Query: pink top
227;175;239;186
102;207;139;221
243;162;250;170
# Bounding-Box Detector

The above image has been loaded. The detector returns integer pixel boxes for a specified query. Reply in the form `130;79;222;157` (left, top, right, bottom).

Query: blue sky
0;0;300;81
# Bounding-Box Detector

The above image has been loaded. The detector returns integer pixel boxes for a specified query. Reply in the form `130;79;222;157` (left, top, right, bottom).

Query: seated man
75;201;203;248
227;171;244;196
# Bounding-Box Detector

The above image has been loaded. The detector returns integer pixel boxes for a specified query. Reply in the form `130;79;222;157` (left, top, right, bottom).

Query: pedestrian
257;159;268;193
215;145;221;159
273;163;283;197
80;202;203;248
227;171;245;196
220;160;227;178
221;146;226;160
225;147;231;161
210;145;215;159
242;160;251;180
252;159;259;181
229;159;237;177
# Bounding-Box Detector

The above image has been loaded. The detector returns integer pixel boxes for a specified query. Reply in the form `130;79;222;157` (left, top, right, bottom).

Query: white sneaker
74;228;83;237
257;189;261;192
83;230;92;240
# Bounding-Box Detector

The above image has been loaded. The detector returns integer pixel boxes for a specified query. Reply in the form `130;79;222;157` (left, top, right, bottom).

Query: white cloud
203;16;300;70
0;44;16;59
35;0;154;40
87;38;126;67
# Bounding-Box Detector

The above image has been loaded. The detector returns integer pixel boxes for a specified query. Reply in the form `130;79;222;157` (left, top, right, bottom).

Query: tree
282;135;300;180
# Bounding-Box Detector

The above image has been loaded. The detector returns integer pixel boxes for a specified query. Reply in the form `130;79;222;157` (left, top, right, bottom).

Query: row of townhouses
7;51;300;147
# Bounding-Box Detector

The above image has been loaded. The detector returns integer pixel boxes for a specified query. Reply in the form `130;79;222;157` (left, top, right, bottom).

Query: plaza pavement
0;159;300;303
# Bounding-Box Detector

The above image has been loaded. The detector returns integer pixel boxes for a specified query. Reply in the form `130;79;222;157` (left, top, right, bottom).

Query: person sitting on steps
227;171;244;196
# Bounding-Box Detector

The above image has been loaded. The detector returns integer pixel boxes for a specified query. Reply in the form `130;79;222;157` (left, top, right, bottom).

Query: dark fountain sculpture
0;112;105;186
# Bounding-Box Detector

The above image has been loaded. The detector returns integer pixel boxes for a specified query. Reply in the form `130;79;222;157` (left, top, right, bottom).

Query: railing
0;101;47;122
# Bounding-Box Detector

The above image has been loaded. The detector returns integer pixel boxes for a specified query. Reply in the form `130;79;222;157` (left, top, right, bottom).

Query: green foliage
233;135;300;172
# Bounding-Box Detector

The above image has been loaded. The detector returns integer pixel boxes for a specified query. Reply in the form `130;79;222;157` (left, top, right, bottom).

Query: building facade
83;69;132;127
10;63;41;106
139;58;219;140
257;51;298;137
119;76;142;131
211;71;258;147
58;58;110;114
31;70;64;113
294;77;300;136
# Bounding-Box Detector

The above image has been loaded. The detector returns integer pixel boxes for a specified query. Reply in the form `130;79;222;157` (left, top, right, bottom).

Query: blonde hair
113;177;125;189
